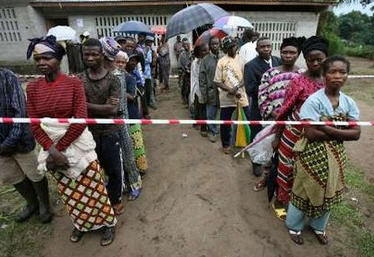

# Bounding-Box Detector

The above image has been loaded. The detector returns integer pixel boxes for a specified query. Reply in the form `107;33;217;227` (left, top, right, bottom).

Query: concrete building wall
0;5;47;64
1;6;320;69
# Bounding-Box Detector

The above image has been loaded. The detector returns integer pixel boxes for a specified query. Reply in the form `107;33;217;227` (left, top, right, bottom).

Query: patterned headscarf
26;35;66;60
100;36;121;61
302;36;329;57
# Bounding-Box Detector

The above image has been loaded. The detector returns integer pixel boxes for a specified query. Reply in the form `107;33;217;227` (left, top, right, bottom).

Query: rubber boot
32;177;53;223
13;177;39;223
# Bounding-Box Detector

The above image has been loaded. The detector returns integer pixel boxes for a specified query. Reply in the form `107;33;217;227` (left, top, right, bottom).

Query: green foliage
344;44;374;59
338;11;374;45
359;230;374;257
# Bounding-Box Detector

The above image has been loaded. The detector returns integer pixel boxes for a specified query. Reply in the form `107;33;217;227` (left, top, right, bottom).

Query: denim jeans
206;104;219;136
220;106;251;147
286;203;330;232
93;130;123;205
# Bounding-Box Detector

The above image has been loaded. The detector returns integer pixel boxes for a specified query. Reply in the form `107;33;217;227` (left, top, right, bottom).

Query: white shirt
239;41;257;71
189;58;202;105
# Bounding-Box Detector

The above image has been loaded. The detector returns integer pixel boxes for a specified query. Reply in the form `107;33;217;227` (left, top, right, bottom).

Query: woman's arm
304;125;332;141
319;124;361;141
26;83;54;150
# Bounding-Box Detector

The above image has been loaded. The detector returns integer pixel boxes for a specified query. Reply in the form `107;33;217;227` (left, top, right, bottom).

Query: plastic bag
247;126;275;165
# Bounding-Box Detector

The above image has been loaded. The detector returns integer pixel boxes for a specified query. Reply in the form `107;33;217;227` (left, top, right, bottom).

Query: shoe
143;114;151;119
112;202;125;216
200;131;208;137
101;227;115;246
252;163;263;177
208;133;217;143
223;146;232;154
288;230;304;245
70;227;84;243
32;177;53;223
13;178;39;223
310;227;328;245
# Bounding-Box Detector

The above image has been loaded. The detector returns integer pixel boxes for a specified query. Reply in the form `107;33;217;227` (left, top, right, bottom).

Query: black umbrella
166;3;228;39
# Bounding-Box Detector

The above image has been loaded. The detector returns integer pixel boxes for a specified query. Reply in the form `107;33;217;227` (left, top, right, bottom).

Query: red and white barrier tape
17;74;374;80
0;118;373;126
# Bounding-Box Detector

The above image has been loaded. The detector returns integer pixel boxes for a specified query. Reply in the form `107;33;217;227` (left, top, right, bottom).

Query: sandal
311;229;328;245
100;227;115;246
288;230;304;245
270;202;287;221
70;227;84;243
128;189;141;201
253;178;267;192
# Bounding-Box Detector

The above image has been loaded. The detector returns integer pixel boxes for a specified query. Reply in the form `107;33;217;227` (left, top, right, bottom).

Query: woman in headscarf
251;37;306;192
286;56;360;245
26;35;116;246
271;36;329;220
99;37;143;201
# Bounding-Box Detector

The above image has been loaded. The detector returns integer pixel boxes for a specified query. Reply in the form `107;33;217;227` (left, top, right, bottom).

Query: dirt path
345;101;374;182
42;87;372;257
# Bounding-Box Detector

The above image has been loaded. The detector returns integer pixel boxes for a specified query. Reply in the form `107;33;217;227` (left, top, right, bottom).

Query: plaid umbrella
194;28;227;46
113;21;152;35
166;3;228;39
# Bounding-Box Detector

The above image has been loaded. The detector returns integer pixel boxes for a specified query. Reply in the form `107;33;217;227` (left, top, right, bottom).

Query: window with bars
0;8;21;42
95;15;168;46
238;21;297;51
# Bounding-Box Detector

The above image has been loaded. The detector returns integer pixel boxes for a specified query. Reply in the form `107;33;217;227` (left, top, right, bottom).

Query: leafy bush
344;45;374;60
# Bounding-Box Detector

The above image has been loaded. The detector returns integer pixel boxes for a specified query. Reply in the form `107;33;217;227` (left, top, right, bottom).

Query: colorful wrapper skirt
129;124;148;173
276;112;302;204
52;161;117;232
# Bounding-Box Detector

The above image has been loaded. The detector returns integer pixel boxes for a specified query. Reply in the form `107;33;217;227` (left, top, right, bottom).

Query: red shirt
26;73;87;151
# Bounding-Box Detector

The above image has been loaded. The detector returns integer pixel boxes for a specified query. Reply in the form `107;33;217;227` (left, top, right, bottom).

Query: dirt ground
42;86;373;257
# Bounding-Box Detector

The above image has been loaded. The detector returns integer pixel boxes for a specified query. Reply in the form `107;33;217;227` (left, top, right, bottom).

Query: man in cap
214;37;251;154
199;36;223;142
144;35;157;110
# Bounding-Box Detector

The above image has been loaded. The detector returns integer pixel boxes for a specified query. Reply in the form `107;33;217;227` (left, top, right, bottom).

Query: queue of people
182;28;361;245
0;27;361;248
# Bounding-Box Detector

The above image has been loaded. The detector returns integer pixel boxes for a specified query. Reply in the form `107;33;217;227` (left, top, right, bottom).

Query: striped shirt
26;73;87;151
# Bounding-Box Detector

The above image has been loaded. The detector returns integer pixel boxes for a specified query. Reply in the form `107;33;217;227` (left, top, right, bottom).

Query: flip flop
253;179;267;192
270;202;287;221
128;189;141;201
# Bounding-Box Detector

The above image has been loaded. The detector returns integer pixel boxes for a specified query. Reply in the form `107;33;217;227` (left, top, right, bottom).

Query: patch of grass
0;174;59;257
343;78;374;105
331;161;374;257
359;230;374;257
331;202;363;228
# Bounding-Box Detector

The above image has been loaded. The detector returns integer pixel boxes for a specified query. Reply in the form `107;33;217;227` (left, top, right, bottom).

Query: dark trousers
194;96;207;132
139;87;149;117
220;106;251;147
93;130;122;205
145;78;152;106
249;97;263;142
